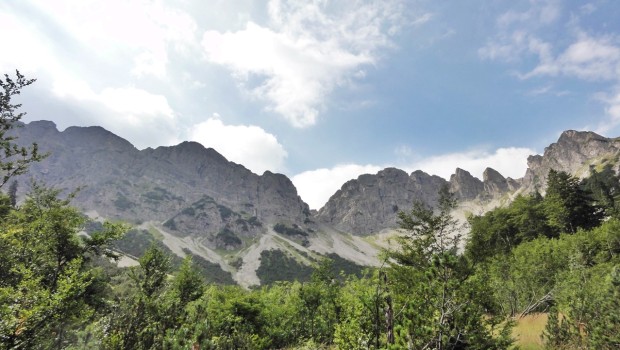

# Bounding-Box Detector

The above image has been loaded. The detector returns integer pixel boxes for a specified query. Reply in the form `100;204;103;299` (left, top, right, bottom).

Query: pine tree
386;185;513;349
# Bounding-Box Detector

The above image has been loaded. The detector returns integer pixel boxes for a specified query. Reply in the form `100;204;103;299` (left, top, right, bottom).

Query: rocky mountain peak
316;167;447;235
557;130;608;145
13;121;620;282
482;167;504;182
63;125;137;153
522;130;620;192
482;167;509;195
449;168;484;200
26;119;58;131
12;120;310;234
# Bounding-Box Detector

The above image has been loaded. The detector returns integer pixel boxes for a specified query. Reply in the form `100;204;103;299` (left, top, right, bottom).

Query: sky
2;0;620;209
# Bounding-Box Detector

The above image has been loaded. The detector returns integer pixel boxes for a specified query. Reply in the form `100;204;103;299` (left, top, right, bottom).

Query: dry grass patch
513;313;548;349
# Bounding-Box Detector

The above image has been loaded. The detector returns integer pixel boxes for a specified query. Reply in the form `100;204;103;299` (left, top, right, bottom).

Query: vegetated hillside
11;121;620;287
10;166;619;349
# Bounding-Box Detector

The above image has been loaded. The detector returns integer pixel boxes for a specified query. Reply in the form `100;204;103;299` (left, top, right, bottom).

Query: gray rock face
163;196;264;250
449;168;484;200
12;122;620;241
521;130;620;192
12;121;310;249
483;167;508;195
316;168;448;235
482;167;522;197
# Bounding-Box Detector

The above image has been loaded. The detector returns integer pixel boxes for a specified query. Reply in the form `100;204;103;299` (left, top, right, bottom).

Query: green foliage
181;248;236;285
545;169;602;234
467;193;554;264
102;245;172;349
273;223;310;246
587;266;620;349
109;228;157;258
325;253;365;279
0;185;127;349
113;192;134;211
467;169;611;265
387;185;513;349
273;222;308;237
580;164;620;218
256;249;314;285
215;228;242;247
217;204;233;220
247;216;262;227
0;71;46;188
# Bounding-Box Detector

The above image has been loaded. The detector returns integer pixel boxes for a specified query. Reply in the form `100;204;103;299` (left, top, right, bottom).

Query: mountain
521;130;620;193
10;122;620;286
317;166;522;235
316;168;447;235
15;120;310;229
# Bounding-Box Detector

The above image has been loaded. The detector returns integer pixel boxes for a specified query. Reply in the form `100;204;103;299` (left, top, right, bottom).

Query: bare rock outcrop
12;121;310;250
316;168;448;235
521;130;620;193
450;168;484;200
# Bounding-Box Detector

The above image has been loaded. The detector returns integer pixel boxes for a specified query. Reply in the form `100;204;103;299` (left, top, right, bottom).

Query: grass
512;313;548;350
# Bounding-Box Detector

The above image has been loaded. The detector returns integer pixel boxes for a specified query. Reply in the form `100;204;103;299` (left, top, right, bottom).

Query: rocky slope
317;130;620;235
10;122;620;286
13;121;311;248
316;168;447;235
521;130;620;193
317;166;521;235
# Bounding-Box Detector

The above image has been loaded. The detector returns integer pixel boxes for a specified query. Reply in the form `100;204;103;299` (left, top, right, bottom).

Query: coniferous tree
544;169;602;234
387;186;512;349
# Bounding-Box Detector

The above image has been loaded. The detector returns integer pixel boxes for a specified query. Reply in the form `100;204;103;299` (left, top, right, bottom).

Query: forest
2;73;620;350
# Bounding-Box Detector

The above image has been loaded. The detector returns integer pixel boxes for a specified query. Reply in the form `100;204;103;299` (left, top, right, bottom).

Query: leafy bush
181;248;235;285
114;193;134;211
256;250;314;284
273;223;308;237
216;228;242;248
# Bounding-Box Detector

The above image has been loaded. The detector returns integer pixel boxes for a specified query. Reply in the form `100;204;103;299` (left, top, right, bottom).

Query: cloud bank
479;0;620;134
201;0;405;127
188;115;288;174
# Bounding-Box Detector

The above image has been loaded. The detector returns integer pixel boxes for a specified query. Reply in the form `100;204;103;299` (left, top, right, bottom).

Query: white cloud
0;10;51;74
188;116;288;174
496;0;560;28
408;147;536;181
526;84;570;97
292;164;381;209
0;0;197;83
523;35;620;81
99;87;174;120
50;74;179;148
32;0;197;79
479;0;560;63
0;0;194;148
580;3;597;15
201;0;406;127
292;147;536;210
52;76;175;122
480;2;620;137
482;2;620;82
594;88;620;135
